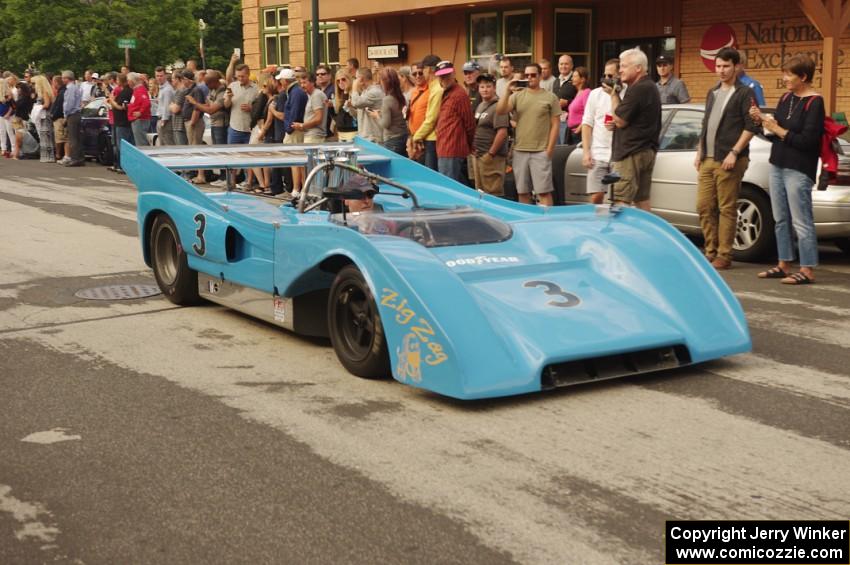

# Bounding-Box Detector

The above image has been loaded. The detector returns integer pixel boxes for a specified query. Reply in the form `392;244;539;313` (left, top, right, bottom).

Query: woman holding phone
750;55;824;285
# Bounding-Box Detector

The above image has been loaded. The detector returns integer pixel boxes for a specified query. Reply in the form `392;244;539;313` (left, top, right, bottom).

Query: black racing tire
733;185;776;263
327;266;390;378
150;214;200;305
834;238;850;255
97;135;114;166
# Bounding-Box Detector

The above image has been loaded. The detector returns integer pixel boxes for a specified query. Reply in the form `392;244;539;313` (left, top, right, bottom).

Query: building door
599;37;675;81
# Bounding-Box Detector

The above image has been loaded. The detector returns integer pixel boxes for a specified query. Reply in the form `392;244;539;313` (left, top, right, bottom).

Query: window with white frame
262;6;290;67
307;22;341;68
469;9;533;72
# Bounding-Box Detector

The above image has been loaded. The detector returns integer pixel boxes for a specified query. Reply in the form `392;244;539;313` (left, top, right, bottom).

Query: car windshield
82;98;107;118
330;207;513;248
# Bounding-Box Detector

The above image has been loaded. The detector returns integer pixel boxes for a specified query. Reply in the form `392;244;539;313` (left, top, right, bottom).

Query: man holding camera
606;48;661;211
496;63;560;206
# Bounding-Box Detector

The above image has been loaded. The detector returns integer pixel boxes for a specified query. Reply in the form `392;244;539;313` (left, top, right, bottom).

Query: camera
601;76;622;92
514;79;529;88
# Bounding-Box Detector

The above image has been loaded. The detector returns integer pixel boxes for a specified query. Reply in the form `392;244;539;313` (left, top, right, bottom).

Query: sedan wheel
733;185;776;262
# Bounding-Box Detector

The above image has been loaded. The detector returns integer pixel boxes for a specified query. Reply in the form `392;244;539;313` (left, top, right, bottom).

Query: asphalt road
1;157;849;564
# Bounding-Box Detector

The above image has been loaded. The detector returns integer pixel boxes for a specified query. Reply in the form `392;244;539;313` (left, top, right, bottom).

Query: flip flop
758;266;788;279
781;272;815;285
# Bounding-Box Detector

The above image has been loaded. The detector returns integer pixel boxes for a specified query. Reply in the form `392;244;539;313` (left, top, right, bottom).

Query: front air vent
541;345;691;389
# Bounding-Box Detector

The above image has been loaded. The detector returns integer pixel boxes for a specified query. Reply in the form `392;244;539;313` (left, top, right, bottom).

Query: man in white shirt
80;70;98;106
580;58;622;204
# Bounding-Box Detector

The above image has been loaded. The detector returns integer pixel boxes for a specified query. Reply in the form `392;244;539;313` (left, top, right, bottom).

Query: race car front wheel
328;266;390;379
151;214;200;305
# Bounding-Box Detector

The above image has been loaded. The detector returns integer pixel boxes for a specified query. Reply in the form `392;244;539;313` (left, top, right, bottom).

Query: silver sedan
562;104;850;261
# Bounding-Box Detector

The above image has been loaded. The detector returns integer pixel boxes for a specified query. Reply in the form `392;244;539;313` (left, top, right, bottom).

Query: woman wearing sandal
750;55;823;285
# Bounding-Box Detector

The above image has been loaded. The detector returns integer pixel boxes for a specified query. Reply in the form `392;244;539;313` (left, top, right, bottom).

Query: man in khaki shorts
606;48;662;210
495;63;560;206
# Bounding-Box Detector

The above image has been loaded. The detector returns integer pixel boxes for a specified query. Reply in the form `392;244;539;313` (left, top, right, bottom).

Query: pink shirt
567;87;591;129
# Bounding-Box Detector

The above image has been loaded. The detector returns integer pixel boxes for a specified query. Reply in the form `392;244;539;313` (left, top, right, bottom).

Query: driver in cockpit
342;174;383;213
341;175;394;234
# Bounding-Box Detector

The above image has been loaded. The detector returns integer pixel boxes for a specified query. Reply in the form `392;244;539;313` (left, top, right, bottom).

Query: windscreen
332;207;513;248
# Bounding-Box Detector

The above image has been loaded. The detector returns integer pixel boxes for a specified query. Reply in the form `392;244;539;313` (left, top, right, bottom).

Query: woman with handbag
333;70;358;142
32;75;56;162
750;55;824;285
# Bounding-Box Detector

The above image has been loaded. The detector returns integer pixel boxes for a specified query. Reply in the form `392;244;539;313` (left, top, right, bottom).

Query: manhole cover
75;284;162;301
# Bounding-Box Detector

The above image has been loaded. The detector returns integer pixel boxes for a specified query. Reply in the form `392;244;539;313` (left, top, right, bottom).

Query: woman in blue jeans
750;55;824;285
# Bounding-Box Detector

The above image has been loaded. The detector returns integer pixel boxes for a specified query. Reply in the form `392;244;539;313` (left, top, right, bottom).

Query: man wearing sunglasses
406;64;430;163
315;64;335;140
496;63;560;206
581;59;622;205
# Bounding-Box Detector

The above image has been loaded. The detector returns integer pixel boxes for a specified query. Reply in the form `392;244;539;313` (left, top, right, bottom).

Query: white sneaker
236;181;250;190
209;179;227;187
291;190;301;199
58;156;71;164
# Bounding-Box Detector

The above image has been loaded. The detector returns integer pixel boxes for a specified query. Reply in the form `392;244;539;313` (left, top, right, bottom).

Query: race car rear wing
135;142;391;171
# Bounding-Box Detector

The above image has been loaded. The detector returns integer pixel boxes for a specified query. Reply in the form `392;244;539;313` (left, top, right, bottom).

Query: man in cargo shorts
606;48;661;210
496;63;560;206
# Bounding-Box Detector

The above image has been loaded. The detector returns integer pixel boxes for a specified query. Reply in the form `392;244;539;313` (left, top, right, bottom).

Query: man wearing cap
61;70;84;166
261;68;296;194
655;55;690;104
472;73;509;196
342;175;379;213
434;61;475;183
283;70;309;196
81;70;98;106
497;63;560;206
410;54;443;170
462;61;482;112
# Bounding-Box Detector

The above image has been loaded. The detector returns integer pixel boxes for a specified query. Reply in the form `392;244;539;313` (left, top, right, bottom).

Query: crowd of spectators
2;48;824;284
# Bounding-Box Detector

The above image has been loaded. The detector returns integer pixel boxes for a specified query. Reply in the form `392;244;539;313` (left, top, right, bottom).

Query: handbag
30;102;43;123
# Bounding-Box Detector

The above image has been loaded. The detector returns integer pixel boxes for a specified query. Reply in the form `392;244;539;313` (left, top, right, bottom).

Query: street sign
117;38;136;49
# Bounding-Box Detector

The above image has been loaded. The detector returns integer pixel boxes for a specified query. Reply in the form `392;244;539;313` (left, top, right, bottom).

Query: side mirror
322;187;377;200
601;172;621;186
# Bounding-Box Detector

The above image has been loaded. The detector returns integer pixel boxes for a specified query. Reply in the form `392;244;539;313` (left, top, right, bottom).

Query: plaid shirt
171;87;188;131
436;83;475;158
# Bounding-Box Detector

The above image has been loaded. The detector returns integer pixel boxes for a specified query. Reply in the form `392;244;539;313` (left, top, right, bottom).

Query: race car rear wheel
328;266;390;378
151;214;200;305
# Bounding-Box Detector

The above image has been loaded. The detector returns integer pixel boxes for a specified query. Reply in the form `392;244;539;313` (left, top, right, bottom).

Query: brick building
241;0;850;112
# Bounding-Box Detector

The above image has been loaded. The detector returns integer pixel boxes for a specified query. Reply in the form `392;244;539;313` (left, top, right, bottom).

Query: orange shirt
407;83;429;135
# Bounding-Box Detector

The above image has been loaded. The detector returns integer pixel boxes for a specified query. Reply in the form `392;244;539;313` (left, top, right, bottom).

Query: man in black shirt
607;48;662;210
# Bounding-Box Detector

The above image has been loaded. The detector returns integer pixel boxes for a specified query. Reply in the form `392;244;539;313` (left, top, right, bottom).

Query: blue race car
122;139;750;400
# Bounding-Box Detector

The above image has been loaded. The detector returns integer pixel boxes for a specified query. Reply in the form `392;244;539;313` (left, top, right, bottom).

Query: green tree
0;0;204;74
196;0;243;73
